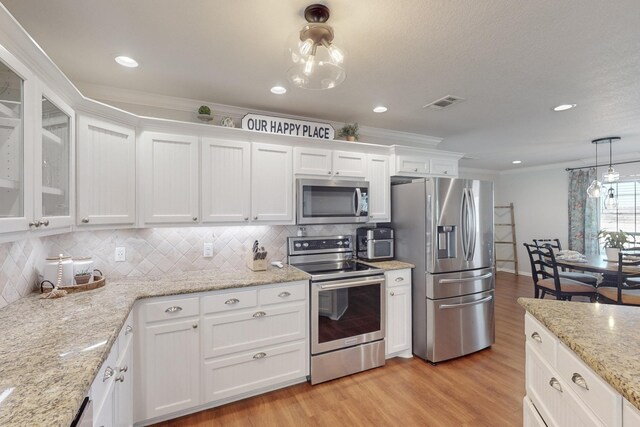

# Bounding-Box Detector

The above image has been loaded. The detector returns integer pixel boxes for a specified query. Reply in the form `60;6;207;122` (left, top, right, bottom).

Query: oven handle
439;295;493;309
438;272;493;284
319;276;385;290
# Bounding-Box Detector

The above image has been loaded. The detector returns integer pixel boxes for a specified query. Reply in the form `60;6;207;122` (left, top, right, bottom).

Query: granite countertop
0;265;310;427
518;298;640;411
358;260;415;270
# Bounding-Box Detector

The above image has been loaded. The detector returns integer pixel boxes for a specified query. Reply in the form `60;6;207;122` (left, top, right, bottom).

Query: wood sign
242;114;335;140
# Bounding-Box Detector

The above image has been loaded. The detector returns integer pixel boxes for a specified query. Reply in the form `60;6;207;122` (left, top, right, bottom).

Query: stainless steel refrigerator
391;178;495;363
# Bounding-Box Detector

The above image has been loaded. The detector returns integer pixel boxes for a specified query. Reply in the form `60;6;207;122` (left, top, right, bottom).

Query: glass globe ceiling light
604;186;618;210
287;4;346;90
586;138;602;198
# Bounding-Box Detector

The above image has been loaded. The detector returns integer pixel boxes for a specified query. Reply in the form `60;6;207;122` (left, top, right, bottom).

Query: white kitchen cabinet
332;150;367;179
141;132;199;224
293;147;332;176
35;84;75;229
201;138;250;223
394;154;430;176
77;115;136;226
114;326;133;426
366;154;390;222
385;269;412;358
389;146;462;178
430;157;458;177
251;142;293;222
624;401;640;426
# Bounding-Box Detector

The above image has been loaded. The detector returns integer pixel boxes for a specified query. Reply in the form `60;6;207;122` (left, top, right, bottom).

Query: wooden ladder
494;203;518;275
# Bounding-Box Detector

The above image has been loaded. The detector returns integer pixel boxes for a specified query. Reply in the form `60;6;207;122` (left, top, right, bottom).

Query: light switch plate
203;242;214;258
115;247;126;262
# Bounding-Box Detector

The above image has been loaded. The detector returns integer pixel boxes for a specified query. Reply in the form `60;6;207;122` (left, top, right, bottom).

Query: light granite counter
0;265;310;427
518;298;640;411
358;260;415;270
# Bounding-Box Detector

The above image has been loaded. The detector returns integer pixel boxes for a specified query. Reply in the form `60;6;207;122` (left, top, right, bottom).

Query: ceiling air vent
423;95;465;110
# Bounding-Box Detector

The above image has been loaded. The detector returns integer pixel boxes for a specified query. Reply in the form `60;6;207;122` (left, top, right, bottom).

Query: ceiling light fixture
114;56;138;68
373;106;388;113
287;4;346;90
270;86;287;95
553;104;576;111
512;160;522;164
601;137;621;183
586;138;603;198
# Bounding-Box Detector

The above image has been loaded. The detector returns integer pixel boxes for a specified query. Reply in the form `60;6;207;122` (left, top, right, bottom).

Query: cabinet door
142;132;199;224
396;154;430;175
430;157;458;177
332;151;366;179
77;115;135;226
201;138;250;223
142;318;201;419
293;147;332;176
367;154;390;222
35;84;75;229
386;284;411;357
93;384;114;427
251;143;293;222
114;337;133;427
0;48;34;234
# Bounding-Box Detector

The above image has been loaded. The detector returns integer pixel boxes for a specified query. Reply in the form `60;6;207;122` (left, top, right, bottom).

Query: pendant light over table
588;137;621;209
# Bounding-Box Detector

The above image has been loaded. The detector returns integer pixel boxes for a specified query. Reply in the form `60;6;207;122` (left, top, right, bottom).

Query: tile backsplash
0;224;358;308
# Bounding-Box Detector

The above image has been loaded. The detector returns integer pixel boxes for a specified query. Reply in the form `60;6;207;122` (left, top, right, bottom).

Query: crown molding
77;82;444;148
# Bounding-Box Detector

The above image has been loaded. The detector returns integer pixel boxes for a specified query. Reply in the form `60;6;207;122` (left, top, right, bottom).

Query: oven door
297;179;370;224
311;275;385;355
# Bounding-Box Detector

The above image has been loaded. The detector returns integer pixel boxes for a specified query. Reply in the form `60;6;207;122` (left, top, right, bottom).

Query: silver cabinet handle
327;171;332;174
29;221;41;227
165;306;182;313
444;171;448;175
335;171;340;175
81;218;89;223
244;217;249;221
253;311;266;318
192;217;198;221
390;291;395;296
395;277;404;282
103;367;114;382
254;216;258;220
125;325;133;335
253;352;267;359
192;324;198;329
549;377;563;392
278;291;291;298
118;365;128;373
225;298;240;305
115;374;125;383
531;332;542;343
42;219;49;226
572;373;589;390
414;168;418;172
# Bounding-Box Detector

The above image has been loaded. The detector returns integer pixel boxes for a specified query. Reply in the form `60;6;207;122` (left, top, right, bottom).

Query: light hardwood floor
154;272;532;427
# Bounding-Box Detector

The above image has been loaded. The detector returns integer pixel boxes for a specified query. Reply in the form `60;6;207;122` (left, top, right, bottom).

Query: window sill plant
598;229;629;261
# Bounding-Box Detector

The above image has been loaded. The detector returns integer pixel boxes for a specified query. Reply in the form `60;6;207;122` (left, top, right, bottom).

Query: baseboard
496;268;532;278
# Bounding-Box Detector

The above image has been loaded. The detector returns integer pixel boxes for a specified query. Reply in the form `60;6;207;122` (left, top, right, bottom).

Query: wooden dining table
556;255;640;286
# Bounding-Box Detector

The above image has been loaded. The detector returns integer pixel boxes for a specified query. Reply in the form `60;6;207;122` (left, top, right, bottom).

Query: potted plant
74;270;92;285
598;229;629;261
197;105;213;123
338;122;359;141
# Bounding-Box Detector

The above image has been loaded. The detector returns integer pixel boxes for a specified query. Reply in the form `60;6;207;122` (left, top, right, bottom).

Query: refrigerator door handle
438;272;493;284
439;295;493;309
461;189;470;260
467;187;477;260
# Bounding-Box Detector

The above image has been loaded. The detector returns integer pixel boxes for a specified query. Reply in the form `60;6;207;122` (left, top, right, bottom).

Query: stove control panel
288;235;353;255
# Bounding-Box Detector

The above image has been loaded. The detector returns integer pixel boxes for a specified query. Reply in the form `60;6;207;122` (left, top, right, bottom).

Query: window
600;180;640;244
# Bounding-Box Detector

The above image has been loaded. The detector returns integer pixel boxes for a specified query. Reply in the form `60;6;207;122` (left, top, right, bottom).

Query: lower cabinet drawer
523;396;547;427
203;289;258;314
203;302;306;358
385;269;411;288
259;282;306;306
144;296;199;322
526;343;603;427
203;341;307;402
557;342;622;426
525;313;557;366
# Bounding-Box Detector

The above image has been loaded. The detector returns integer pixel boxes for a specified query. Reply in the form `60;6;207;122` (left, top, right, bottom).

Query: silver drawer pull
118;365;128;373
253;352;267;359
253;311;267;318
278;291;291;298
395;277;404;282
165;306;182;313
125;325;133;335
531;332;542;343
390;291;395;296
225;298;240;305
572;373;589;390
115;374;125;383
549;377;563;392
103;367;114;382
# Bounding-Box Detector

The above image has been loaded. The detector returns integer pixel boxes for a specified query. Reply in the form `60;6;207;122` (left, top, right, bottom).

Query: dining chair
523;243;598;301
532;238;598;286
597;249;640;306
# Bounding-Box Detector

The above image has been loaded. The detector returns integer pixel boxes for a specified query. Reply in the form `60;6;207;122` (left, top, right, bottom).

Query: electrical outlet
203;242;214;258
115;247;126;262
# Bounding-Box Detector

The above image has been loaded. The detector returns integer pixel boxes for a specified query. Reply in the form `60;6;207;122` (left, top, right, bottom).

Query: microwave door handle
355;188;362;216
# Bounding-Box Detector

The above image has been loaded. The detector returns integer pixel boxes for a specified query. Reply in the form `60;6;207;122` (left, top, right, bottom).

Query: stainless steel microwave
297;179;370;225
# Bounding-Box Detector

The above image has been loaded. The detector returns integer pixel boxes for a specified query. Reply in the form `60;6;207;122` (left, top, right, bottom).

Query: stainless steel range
287;235;386;385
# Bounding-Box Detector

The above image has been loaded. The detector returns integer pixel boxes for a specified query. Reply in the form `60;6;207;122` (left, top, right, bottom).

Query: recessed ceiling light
115;56;138;68
373;106;388;113
512;160;522;164
270;86;287;95
553;104;576;111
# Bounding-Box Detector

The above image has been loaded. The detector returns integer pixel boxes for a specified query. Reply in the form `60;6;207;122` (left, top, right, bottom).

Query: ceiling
3;0;640;171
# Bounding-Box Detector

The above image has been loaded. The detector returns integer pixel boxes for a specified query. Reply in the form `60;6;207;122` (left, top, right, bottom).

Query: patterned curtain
568;168;600;254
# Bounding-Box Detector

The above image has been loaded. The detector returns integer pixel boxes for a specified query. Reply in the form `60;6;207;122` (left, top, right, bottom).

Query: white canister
43;254;74;286
72;257;94;277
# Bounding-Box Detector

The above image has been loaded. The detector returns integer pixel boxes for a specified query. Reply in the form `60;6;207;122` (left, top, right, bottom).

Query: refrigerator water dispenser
437;225;457;259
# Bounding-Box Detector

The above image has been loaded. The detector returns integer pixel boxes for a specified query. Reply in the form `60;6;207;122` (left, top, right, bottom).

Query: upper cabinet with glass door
0;46;34;234
35;86;74;229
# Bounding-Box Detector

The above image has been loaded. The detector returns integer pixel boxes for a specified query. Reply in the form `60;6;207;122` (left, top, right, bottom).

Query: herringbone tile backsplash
0;224;358;308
